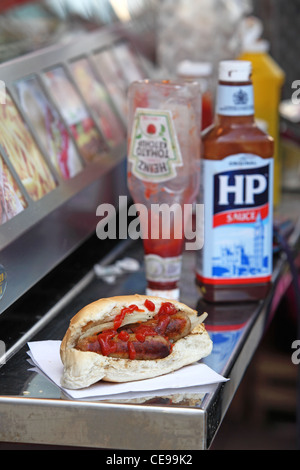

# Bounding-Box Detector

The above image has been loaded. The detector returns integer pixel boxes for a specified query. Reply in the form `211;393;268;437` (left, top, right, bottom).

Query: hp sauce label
197;154;273;284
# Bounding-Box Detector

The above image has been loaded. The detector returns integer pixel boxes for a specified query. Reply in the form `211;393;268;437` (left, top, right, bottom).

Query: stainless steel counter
0;193;299;450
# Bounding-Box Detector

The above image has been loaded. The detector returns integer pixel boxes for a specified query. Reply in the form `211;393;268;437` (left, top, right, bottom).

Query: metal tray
0;196;298;450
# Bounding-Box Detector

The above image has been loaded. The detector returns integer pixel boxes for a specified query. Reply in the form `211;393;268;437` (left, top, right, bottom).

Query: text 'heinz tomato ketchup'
196;60;274;302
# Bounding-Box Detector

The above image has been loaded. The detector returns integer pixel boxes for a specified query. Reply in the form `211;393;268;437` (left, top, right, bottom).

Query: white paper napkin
27;340;228;400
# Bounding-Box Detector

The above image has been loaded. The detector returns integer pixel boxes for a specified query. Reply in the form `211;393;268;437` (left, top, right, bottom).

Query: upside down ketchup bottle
196;60;274;302
127;79;201;300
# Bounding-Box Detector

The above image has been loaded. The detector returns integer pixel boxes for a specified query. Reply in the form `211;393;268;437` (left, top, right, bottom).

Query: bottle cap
243;39;270;53
177;60;213;78
219;60;252;82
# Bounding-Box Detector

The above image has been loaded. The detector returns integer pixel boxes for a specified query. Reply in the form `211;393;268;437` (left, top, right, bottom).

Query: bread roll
60;294;212;389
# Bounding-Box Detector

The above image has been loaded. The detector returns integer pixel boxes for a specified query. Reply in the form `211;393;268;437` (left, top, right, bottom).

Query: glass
127;79;201;300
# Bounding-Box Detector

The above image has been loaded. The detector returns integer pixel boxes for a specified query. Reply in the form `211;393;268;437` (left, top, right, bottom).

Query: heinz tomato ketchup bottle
196;60;274;302
127;79;201;300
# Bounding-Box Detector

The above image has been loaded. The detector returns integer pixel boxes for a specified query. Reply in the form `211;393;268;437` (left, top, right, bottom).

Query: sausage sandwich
60;294;212;389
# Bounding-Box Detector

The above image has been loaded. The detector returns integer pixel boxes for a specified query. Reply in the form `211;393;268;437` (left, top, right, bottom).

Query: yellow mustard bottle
239;40;285;206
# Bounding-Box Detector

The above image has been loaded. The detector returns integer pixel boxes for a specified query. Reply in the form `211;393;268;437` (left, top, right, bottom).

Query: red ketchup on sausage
97;300;177;357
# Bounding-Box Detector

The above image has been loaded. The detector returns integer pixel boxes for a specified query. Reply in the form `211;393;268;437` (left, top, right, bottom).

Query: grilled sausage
109;334;171;360
76;332;171;359
118;312;191;342
75;311;191;360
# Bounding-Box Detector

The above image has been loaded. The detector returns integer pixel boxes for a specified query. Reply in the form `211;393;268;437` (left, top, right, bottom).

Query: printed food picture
44;67;105;163
0;93;56;201
16;77;83;180
112;43;145;85
93;50;128;119
0;156;26;225
70;58;125;147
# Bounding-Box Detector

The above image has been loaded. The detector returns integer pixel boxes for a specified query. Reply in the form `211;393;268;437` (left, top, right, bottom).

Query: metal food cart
0;23;299;450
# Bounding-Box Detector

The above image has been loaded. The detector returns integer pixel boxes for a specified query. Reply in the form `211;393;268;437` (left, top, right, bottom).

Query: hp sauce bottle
196;61;274;302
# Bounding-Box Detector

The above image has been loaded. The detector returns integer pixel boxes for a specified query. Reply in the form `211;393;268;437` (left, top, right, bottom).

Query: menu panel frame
91;45;129;121
0;29;136;244
14;73;85;181
1;89;58;200
111;39;146;86
68;55;126;147
41;64;108;164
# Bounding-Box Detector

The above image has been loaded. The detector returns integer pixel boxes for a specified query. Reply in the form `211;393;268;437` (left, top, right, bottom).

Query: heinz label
197;154;273;285
128;108;183;183
145;254;182;283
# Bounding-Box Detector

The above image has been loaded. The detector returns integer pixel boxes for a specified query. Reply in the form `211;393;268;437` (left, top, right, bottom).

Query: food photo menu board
70;58;125;147
0;155;27;225
43;67;106;163
0;33;148;231
0;93;56;202
15;76;84;180
92;48;128;120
